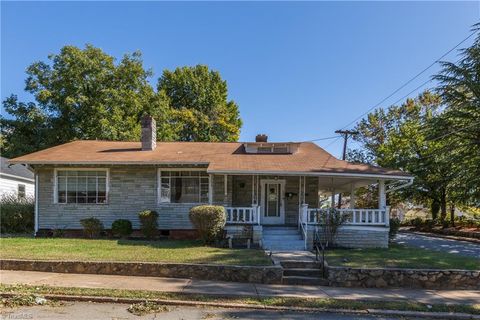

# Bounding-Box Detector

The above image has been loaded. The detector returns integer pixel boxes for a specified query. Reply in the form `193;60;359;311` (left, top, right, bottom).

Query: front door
260;180;285;224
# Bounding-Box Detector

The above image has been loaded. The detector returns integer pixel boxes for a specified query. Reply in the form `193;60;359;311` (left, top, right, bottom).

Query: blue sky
1;1;478;157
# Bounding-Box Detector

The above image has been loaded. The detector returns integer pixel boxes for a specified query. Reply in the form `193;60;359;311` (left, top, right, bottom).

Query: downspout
34;172;39;236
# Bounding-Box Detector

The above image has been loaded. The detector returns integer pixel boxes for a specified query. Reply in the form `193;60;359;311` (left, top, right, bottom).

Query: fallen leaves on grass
127;301;171;316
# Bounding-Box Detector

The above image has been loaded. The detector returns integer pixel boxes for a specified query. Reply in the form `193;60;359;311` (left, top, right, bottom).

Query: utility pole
334;129;359;208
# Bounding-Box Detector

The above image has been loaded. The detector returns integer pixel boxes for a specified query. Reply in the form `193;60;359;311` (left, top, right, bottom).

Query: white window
56;170;108;204
159;171;209;204
18;184;26;199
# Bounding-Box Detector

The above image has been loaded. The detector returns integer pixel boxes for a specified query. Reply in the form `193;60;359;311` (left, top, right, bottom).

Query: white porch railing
225;206;260;225
306;207;390;226
298;204;308;250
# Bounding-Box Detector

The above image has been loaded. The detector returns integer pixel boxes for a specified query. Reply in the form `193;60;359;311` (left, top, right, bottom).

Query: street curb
2;293;479;319
400;230;480;244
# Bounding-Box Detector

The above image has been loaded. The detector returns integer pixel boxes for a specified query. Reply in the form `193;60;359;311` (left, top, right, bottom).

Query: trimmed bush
138;210;158;239
0;194;34;234
389;217;400;241
80;217;104;238
111;219;133;238
189;205;226;244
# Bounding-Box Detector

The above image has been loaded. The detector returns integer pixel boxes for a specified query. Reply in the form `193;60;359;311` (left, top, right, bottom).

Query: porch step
263;234;302;241
262;226;306;251
263;229;300;236
280;260;322;269
283;268;323;277
282;276;329;286
263;245;306;251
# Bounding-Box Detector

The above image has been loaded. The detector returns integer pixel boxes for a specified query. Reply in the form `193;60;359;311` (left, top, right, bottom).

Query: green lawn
0;238;271;266
325;244;480;270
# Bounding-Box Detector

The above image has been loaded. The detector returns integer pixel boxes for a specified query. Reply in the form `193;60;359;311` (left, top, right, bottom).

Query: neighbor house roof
9;140;411;179
1;157;34;181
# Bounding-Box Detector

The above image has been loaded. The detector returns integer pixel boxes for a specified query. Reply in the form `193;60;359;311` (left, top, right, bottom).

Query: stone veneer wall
0;259;282;284
327;266;480;290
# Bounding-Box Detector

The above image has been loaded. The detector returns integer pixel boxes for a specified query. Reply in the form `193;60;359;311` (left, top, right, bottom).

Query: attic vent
243;142;300;154
273;146;289;153
257;147;272;153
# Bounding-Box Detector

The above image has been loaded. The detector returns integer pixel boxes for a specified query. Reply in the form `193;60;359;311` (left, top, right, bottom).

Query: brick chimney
141;115;156;151
255;134;268;143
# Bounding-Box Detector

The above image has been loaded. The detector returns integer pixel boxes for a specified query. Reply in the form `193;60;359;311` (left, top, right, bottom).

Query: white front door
260;179;285;224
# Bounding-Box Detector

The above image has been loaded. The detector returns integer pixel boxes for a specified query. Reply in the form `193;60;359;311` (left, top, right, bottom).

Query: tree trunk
440;189;447;221
450;203;455;227
431;199;440;220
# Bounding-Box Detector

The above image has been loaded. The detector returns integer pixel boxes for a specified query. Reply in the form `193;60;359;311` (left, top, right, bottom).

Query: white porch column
378;180;386;209
350;183;355;209
223;174;228;204
208;174;213;204
251;175;255;206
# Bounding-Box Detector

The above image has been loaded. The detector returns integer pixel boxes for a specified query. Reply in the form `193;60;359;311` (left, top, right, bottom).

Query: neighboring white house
0;157;34;199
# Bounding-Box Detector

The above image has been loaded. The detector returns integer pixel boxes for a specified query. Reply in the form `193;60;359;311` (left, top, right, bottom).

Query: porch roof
10;140;411;179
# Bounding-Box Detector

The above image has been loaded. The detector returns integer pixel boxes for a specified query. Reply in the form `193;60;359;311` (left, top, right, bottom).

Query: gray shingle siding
36;166;319;230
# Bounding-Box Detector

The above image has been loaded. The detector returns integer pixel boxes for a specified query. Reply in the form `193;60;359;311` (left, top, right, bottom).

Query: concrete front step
280;260;322;269
264;246;306;251
283;268;324;277
262;235;303;241
282;276;329;286
263;230;300;236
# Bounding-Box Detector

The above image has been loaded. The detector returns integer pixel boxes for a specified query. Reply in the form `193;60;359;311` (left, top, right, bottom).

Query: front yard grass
325;243;480;270
0;237;271;266
1;284;479;315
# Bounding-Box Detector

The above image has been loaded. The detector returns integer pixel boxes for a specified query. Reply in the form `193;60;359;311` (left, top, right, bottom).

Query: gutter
385;177;414;193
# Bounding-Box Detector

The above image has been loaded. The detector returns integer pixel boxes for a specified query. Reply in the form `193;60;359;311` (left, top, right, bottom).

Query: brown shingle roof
9;140;411;178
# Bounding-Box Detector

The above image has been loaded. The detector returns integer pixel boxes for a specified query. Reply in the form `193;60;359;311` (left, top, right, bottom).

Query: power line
428;122;478;142
307;135;341;142
339;31;476;131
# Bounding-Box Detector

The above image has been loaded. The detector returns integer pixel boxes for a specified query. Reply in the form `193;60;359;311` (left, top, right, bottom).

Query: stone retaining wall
0;259;282;284
327;266;480;289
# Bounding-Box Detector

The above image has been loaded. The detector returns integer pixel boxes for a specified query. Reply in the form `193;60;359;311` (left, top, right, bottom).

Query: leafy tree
1;45;159;157
1;47;242;158
157;65;242;142
433;24;480;207
349;91;452;219
1;96;52;158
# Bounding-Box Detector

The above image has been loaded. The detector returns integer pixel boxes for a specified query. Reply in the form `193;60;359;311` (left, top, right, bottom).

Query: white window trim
53;168;110;205
157;168;210;205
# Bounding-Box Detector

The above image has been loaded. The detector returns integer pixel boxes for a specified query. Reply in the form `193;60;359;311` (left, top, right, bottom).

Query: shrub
316;208;348;248
0;194;34;234
411;217;424;229
138;210;158;239
80;217;104;238
189;205;226;244
111;219;133;238
389;217;400;241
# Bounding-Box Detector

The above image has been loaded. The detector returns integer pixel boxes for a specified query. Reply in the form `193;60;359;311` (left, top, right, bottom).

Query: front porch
212;174;399;249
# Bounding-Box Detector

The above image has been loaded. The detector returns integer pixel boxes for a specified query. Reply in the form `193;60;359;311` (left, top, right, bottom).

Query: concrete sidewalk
1;270;479;305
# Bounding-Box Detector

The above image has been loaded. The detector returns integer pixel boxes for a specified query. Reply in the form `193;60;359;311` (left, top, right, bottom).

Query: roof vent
141;115;156;151
255;134;268;143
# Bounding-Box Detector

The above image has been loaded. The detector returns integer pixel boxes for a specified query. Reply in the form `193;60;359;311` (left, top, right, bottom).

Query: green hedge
111;219;133;238
189;205;226;244
0;194;34;233
138;210;158;239
80;217;104;238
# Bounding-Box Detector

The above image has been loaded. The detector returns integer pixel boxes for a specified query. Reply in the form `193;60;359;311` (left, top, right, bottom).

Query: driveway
395;232;480;258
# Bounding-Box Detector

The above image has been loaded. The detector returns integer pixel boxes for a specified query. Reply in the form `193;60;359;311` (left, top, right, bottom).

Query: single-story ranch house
10;116;413;250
